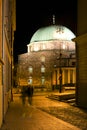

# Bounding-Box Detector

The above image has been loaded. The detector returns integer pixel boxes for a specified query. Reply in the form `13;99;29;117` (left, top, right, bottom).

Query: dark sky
14;0;77;63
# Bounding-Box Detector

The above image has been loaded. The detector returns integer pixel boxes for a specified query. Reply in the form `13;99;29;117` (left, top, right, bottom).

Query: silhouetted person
21;86;27;105
27;85;34;105
21;85;34;105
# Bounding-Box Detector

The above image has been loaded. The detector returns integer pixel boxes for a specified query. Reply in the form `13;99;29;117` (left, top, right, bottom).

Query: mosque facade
17;25;76;92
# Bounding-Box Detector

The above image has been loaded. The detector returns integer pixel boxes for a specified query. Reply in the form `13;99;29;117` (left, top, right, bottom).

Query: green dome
30;25;76;43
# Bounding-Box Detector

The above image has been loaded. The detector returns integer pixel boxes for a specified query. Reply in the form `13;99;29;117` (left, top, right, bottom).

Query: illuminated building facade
73;0;87;108
0;0;16;127
18;25;76;91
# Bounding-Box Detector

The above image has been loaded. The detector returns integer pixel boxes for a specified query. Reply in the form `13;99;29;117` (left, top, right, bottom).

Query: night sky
14;0;77;63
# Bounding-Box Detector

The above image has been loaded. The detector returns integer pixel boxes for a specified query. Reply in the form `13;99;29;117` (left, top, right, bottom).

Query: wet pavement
0;90;86;130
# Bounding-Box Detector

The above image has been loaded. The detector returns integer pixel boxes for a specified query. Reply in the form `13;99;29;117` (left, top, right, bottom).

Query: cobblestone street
19;91;87;129
37;97;87;130
32;93;87;130
0;91;87;130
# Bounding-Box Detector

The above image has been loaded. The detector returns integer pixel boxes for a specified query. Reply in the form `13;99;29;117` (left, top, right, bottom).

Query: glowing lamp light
28;76;32;85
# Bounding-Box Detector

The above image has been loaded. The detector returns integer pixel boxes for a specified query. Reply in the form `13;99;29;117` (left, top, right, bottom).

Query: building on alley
73;0;87;108
0;0;16;128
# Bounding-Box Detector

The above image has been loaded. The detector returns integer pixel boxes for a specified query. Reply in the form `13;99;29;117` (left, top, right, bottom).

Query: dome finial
52;14;55;25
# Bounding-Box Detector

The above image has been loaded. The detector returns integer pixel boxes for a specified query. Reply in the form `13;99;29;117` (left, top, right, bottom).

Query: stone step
47;93;75;101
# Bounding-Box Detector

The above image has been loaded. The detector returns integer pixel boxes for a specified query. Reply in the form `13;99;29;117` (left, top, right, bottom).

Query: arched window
28;66;33;74
40;56;45;63
41;65;45;73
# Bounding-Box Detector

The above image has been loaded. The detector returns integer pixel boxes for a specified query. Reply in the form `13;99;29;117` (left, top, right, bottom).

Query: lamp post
54;65;57;90
53;25;64;93
59;53;62;93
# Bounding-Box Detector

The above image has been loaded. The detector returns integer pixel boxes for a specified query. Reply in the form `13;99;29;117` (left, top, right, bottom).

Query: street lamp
59;53;62;93
53;25;64;93
53;64;58;90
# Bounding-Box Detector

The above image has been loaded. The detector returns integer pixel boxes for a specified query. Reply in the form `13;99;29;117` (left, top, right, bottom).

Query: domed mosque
18;23;76;92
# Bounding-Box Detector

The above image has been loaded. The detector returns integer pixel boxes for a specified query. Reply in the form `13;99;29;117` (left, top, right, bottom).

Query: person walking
27;85;34;105
21;86;28;105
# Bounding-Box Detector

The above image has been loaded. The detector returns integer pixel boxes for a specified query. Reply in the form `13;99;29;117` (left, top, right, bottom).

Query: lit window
41;56;45;63
42;44;46;49
28;66;33;73
41;65;45;73
62;44;66;49
41;76;45;85
34;45;39;51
